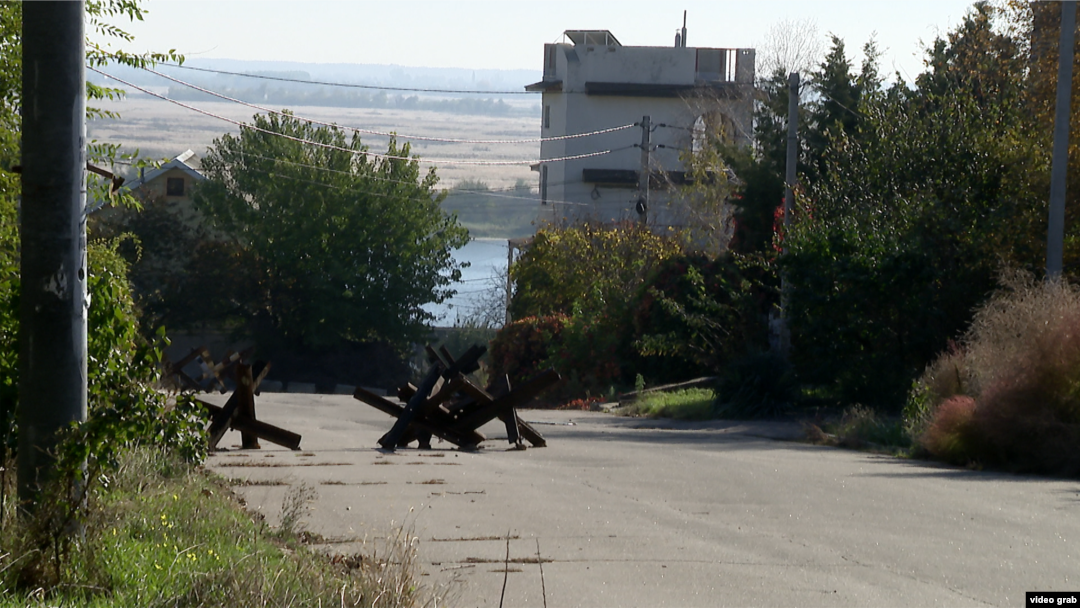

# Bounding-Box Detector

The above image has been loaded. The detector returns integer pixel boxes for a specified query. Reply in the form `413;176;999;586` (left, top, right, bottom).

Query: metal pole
1048;1;1076;280
637;115;651;225
505;241;513;326
18;0;88;506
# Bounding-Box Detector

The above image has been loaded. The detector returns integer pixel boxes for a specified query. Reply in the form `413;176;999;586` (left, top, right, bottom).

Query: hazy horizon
95;1;977;88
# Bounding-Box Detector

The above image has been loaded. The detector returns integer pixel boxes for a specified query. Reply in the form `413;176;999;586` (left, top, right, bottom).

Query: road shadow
854;454;1080;486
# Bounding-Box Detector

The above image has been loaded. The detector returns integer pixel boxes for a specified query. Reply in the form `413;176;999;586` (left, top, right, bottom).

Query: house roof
124;149;205;191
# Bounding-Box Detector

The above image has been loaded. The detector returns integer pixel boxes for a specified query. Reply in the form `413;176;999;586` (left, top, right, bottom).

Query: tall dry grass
907;270;1080;475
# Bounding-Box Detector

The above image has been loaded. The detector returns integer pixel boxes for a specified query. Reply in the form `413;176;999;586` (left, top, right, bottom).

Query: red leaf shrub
557;397;602;411
919;396;978;465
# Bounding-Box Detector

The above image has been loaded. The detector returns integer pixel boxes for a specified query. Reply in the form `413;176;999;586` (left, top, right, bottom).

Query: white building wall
532;35;754;229
573;45;697;85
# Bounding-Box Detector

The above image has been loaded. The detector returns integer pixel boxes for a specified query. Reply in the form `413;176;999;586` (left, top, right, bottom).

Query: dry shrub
971;312;1080;475
910;270;1080;475
962;270;1080;395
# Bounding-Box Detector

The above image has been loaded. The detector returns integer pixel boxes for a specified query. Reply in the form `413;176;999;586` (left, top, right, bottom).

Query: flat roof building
527;28;755;228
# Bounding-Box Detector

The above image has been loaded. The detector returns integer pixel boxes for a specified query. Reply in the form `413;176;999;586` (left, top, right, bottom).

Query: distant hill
92;58;543;116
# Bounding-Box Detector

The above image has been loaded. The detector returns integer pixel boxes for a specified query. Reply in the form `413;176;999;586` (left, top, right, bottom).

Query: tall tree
194;112;469;352
758;17;825;79
804;35;881;181
783;4;1046;409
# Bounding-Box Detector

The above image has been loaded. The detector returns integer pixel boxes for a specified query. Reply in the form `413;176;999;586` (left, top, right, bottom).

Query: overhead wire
154;62;540;95
234;151;593;206
90;66;633;167
140;65;636;144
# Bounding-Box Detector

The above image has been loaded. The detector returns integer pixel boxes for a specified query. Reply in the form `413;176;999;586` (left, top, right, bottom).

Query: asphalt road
203;393;1080;608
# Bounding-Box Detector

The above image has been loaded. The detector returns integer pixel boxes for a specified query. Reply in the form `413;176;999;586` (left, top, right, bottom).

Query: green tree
783;4;1045;409
0;4;20;426
722;69;789;255
0;1;196;455
505;222;683;392
193;112;469;352
804;35;881;182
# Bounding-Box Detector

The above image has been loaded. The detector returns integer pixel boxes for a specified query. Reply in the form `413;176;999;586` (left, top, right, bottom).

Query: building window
691;115;706;154
540;165;548;205
543;105;551;130
166;177;185;196
696;48;726;81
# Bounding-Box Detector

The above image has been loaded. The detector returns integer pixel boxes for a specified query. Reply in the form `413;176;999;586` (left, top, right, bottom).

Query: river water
422;238;510;327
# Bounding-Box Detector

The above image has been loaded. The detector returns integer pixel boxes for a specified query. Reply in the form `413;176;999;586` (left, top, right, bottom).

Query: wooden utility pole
637;115;651;225
1048;1;1076;280
18;1;88;506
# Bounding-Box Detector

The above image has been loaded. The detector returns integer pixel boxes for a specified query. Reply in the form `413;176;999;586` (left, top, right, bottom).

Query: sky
99;0;978;83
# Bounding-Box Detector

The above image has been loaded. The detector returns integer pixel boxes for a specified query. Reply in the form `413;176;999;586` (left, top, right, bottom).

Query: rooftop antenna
681;10;687;47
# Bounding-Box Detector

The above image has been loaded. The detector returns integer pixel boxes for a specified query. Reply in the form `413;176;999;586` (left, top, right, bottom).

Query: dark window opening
540;165;548;204
166;177;185;196
543;105;551;129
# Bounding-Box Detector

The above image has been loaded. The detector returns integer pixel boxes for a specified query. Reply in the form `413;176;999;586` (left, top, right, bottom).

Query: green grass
806;405;913;455
0;449;439;607
627;388;717;420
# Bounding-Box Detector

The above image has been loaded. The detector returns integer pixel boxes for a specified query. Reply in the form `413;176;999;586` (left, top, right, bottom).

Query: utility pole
777;72;799;357
784;72;799;247
1048;1;1076;280
19;1;88;506
637;115;651;225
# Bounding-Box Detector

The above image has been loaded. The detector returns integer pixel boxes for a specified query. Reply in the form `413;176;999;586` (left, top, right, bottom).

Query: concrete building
526;29;755;228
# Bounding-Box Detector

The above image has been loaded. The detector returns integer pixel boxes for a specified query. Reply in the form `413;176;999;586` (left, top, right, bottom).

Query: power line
154;61;539;95
234;151;591;206
239;151;596;208
90;67;631;167
142;65;635;144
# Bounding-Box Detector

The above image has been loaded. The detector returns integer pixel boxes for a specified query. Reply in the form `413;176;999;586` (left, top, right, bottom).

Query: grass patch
805;405;912;454
626;388;717;421
0;448;441;607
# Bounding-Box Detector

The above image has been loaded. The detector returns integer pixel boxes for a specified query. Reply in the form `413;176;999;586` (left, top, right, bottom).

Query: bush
632;254;776;385
807;404;911;452
79;242;207;468
552;305;623;394
505;222;683;394
714;352;796;419
918;396;979;464
908;271;1080;475
488;315;567;388
510;221;683;320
